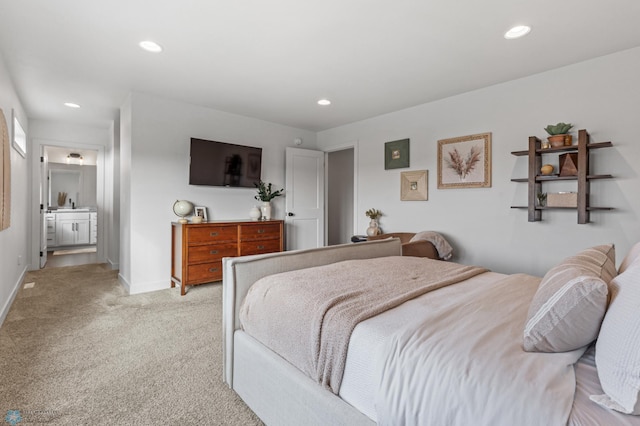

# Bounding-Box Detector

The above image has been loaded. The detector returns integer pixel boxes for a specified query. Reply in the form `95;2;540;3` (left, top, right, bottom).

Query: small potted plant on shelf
254;181;284;220
365;208;382;236
544;122;573;148
536;192;547;207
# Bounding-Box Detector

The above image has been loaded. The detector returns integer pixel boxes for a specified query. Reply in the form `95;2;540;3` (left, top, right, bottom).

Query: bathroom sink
55;208;90;212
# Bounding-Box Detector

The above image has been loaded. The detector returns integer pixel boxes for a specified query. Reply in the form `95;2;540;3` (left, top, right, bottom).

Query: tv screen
189;138;262;188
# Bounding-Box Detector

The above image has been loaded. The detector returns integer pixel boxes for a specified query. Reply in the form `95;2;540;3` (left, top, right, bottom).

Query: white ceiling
1;1;639;132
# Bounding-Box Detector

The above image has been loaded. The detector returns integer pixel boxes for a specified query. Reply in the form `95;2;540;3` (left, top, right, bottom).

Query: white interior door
285;147;324;250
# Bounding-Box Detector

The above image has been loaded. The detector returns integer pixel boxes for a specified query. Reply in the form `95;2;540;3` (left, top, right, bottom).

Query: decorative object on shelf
437;132;492;189
536;192;547;207
260;202;272;220
384;138;410;170
249;206;261;221
365;208;382;236
540;164;555;175
559;153;578;176
400;170;428;201
191;215;203;224
541;139;551;150
544;122;573;148
366;220;381;237
194;206;208;221
254;180;283;220
172;200;194;224
548;192;577;208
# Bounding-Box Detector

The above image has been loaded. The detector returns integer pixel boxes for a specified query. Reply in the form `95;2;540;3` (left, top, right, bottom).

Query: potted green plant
254;181;284;220
544;122;573;148
254;181;284;202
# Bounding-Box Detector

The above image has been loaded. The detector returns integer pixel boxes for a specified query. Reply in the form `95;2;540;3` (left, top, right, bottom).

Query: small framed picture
384;138;410;170
194;206;208;220
401;170;428;201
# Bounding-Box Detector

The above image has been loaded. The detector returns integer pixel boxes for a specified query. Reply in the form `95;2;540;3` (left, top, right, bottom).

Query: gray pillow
523;244;615;353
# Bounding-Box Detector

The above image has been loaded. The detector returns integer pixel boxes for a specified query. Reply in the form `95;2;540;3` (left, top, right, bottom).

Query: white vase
260;201;272;220
366;219;380;236
249;206;261;221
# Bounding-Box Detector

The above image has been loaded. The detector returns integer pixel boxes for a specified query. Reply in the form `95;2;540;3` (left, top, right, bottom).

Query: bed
222;238;640;425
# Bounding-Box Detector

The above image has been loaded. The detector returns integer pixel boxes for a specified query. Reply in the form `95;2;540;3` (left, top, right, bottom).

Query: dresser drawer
187;262;223;284
187;225;237;244
240;238;282;256
188;243;237;264
239;223;281;241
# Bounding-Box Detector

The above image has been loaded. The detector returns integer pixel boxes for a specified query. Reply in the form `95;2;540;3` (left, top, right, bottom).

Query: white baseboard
0;266;27;328
107;257;119;270
119;274;169;295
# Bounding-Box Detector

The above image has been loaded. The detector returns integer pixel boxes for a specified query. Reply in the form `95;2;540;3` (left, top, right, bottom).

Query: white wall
318;47;640;277
120;92;317;294
0;54;29;325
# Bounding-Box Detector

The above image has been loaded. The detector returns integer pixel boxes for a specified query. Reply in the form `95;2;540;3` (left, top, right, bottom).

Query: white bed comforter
374;273;587;426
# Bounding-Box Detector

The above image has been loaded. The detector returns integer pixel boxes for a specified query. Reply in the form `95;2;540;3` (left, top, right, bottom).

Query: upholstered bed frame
222;238;401;426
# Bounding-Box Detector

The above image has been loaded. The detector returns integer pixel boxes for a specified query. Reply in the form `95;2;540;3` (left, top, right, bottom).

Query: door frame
30;138;106;269
323;140;359;243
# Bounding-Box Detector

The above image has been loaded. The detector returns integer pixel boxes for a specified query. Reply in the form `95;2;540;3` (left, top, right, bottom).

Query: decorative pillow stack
590;244;640;415
523;244;616;353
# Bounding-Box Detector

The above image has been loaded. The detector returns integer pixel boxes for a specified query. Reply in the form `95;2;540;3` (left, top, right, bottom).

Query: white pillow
591;257;640;414
619;241;640;274
523;244;615;353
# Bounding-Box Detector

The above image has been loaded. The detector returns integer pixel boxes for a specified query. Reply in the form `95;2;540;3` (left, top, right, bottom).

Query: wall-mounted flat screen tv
189;138;262;188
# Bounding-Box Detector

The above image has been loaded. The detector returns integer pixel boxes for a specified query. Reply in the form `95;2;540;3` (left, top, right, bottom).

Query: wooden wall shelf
510;129;613;224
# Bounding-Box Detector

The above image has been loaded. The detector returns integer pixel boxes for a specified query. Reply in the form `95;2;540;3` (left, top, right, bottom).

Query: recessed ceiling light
64;102;80;108
504;25;531;39
317;99;331;106
139;40;163;53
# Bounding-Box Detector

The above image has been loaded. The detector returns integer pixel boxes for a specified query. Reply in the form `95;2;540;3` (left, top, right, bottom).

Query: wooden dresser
171;220;284;295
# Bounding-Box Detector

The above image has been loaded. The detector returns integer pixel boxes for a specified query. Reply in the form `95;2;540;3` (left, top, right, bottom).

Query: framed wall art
0;108;10;231
437;132;491;189
384;138;410;169
401;170;428;201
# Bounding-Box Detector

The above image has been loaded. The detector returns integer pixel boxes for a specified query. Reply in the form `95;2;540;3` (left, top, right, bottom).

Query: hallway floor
45;251;98;268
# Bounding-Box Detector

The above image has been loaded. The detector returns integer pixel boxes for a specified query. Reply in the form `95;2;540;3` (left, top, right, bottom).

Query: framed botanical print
437;132;491;189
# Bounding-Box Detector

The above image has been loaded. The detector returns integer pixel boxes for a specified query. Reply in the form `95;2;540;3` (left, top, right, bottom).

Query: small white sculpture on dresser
249;206;261;221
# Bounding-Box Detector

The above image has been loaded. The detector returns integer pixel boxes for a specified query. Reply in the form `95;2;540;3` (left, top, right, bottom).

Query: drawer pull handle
209;250;218;254
257;229;265;233
210;232;219;236
257;245;265;249
209;268;218;272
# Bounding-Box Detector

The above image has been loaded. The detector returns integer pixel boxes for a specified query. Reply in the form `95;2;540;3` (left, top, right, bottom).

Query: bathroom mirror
49;169;81;208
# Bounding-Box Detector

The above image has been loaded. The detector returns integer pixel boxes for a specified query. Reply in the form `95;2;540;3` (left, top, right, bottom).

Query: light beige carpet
0;264;262;425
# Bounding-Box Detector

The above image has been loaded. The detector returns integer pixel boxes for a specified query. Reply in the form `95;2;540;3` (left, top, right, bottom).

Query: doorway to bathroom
41;145;99;268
